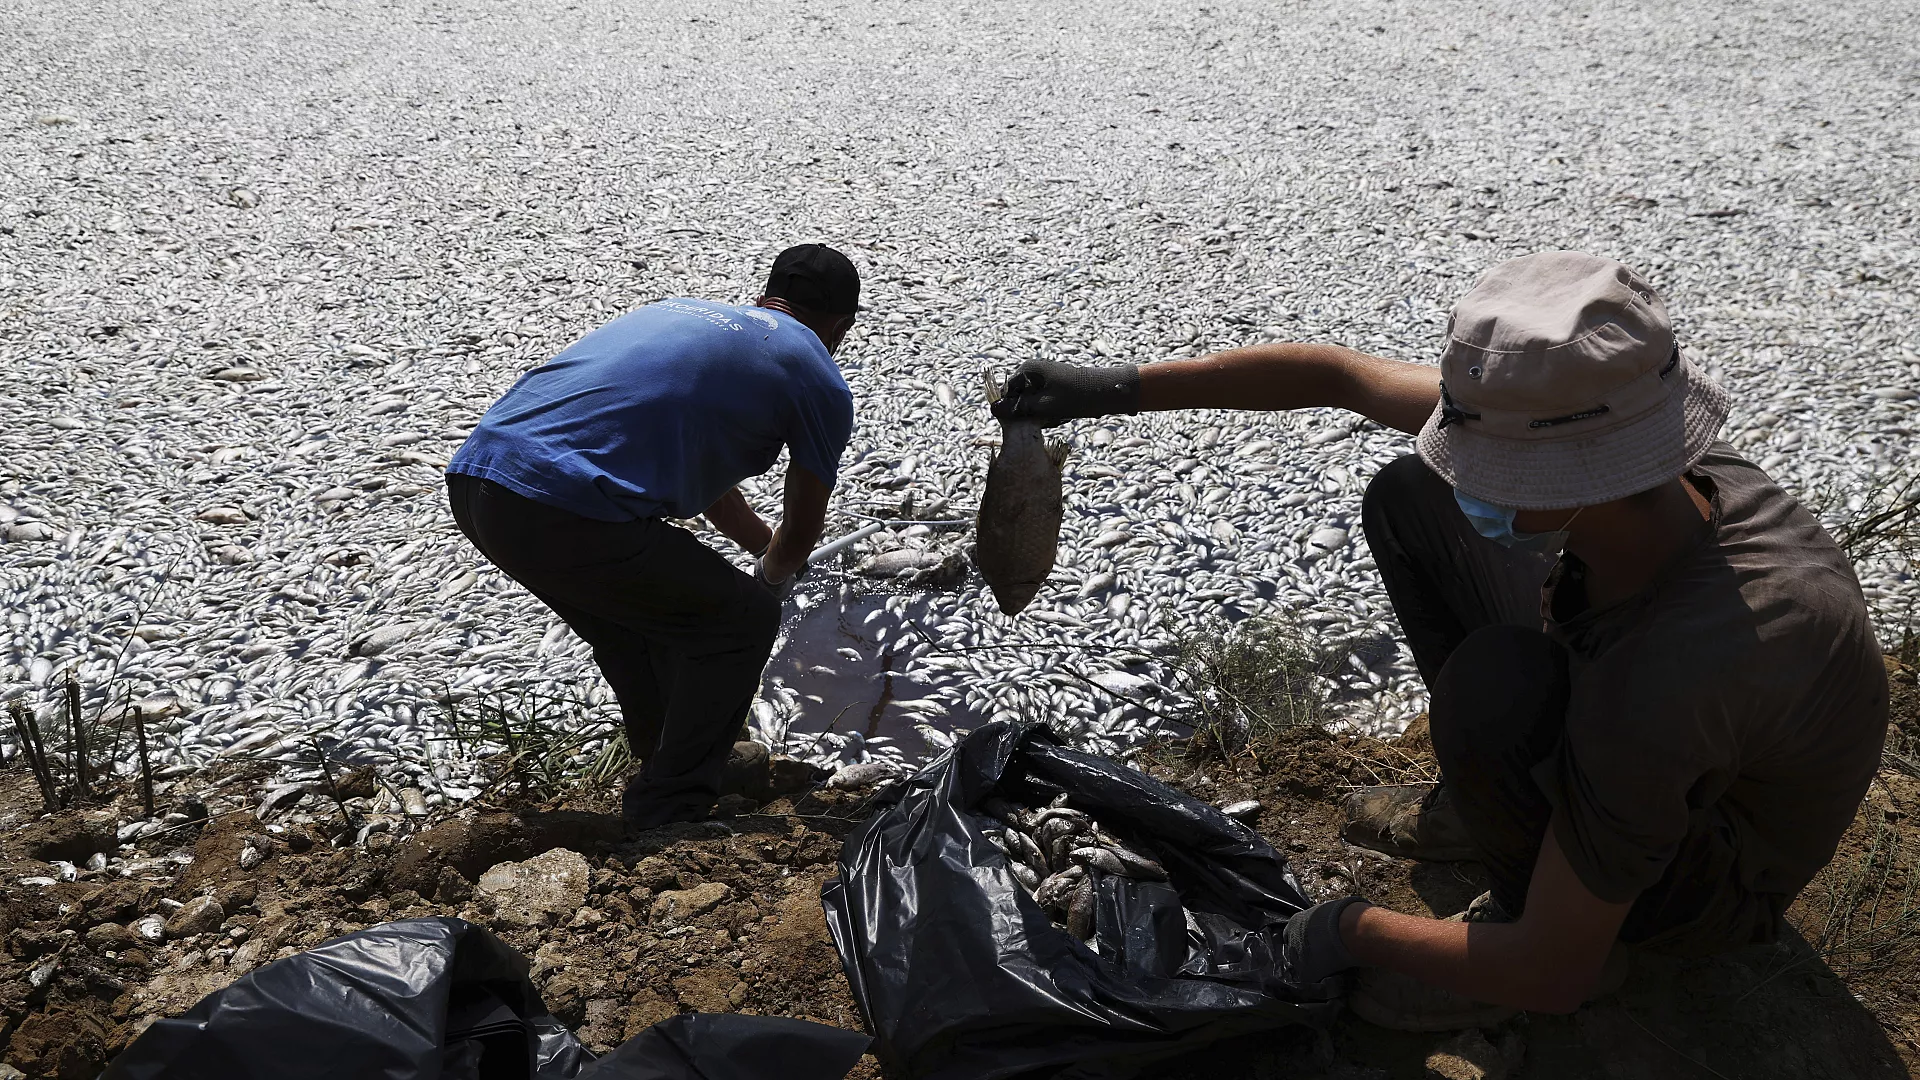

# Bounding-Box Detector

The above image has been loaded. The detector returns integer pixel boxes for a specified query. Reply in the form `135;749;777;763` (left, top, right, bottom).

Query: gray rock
23;811;117;863
476;848;591;928
164;896;226;939
719;740;772;800
649;881;731;923
86;922;140;952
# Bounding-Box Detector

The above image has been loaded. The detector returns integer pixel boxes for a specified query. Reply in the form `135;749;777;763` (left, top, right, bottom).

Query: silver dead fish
977;370;1070;616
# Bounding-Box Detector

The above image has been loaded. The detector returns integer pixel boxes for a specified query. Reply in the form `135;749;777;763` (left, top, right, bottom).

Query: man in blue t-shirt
446;244;859;828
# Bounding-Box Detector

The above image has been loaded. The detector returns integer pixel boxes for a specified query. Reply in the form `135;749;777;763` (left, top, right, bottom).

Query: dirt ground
1;657;1914;1079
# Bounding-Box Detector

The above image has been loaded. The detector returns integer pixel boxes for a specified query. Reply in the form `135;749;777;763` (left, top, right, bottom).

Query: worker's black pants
447;474;779;828
1361;455;1770;952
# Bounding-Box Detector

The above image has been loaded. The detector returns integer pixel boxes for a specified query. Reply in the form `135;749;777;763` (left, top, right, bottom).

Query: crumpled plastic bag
589;1013;871;1080
822;721;1341;1080
102;916;869;1080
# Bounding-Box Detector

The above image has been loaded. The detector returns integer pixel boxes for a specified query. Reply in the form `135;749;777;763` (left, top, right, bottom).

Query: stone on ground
475;847;591;928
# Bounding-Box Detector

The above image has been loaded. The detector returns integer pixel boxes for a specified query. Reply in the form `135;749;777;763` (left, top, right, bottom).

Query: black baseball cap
764;244;860;315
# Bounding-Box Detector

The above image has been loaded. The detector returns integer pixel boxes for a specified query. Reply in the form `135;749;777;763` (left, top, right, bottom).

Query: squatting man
991;251;1889;1027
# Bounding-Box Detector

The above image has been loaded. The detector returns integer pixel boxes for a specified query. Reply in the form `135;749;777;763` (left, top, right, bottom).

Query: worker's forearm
702;488;773;555
762;468;830;582
1338;903;1590;1014
1136;344;1441;436
764;522;820;582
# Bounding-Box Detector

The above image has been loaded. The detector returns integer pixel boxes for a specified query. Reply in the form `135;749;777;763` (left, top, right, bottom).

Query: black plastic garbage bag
588;1013;871;1080
822;722;1342;1080
103;916;870;1080
104;917;589;1080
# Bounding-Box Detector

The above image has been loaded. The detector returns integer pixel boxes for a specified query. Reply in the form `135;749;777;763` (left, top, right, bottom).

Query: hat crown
766;243;861;315
1443;251;1673;416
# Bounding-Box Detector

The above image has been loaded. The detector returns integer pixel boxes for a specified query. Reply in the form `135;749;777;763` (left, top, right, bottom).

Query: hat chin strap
1550;503;1588;533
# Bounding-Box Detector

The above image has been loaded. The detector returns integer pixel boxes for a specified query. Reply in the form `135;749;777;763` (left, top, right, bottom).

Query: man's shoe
1347;967;1520;1032
1340;782;1479;862
719;740;774;801
621;778;713;831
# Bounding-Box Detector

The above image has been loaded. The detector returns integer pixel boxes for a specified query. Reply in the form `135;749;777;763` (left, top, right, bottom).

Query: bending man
446;245;859;828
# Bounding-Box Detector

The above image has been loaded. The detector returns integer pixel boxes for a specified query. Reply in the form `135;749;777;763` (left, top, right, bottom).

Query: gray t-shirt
1535;444;1888;913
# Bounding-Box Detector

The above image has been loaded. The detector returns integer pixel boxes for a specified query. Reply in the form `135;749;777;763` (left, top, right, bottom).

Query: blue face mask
1453;490;1584;555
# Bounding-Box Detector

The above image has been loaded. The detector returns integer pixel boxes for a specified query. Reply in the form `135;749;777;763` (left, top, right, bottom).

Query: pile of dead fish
4;0;1916;798
979;794;1166;942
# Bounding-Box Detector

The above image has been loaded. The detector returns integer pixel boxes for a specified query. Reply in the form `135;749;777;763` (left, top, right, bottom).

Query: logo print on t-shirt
741;309;780;331
659;299;743;332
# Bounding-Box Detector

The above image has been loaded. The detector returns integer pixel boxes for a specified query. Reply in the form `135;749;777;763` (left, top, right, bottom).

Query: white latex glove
754;554;796;600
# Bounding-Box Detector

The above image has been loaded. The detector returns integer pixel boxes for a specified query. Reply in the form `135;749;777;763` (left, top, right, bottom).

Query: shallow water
760;572;967;760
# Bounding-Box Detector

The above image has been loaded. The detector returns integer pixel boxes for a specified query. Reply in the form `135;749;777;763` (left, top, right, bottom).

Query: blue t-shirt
448;299;854;522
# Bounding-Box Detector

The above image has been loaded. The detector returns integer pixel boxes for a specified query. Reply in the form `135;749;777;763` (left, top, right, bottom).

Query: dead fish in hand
977;370;1070;615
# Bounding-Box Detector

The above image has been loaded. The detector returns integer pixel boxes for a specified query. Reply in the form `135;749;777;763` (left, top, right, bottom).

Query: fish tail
1046;439;1071;473
981;369;1002;406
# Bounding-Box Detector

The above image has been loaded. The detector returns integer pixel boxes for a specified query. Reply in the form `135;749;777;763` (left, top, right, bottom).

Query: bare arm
1339;823;1631;1014
702;487;774;556
1136;344;1441;436
761;464;831;583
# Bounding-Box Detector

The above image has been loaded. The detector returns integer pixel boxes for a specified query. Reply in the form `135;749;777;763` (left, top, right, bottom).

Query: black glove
991;360;1140;423
1282;897;1366;985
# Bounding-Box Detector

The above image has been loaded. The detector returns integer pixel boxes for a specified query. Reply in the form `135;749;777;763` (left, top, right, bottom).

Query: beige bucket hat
1415;251;1730;511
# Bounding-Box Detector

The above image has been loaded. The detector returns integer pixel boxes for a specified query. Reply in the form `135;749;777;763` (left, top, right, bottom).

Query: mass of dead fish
979;793;1167;941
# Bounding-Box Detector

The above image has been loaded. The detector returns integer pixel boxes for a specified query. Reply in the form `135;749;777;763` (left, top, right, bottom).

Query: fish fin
1046;439;1071;472
981;369;1003;406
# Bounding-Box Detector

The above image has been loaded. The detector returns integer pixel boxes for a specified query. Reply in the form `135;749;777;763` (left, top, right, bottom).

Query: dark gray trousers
447;474;779;827
1361;455;1771;952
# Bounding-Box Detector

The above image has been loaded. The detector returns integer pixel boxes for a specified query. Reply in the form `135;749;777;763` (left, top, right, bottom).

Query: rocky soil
0;768;885;1080
3;655;1912;1080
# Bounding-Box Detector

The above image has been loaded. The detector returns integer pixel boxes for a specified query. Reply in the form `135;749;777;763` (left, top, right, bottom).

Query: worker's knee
1361;454;1447;542
1428;625;1567;771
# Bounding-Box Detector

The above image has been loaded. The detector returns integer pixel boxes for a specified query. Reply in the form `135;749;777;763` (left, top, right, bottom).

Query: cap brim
1415;349;1730;510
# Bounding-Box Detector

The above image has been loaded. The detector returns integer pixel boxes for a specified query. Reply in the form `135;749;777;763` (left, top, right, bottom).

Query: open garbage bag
822;722;1341;1080
103;916;869;1080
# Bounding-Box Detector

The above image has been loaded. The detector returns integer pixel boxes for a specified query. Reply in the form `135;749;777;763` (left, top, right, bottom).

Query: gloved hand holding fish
977;792;1168;943
975;361;1144;615
975;370;1073;615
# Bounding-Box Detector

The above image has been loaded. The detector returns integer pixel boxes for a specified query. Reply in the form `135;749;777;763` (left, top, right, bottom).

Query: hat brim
1415;349;1730;510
